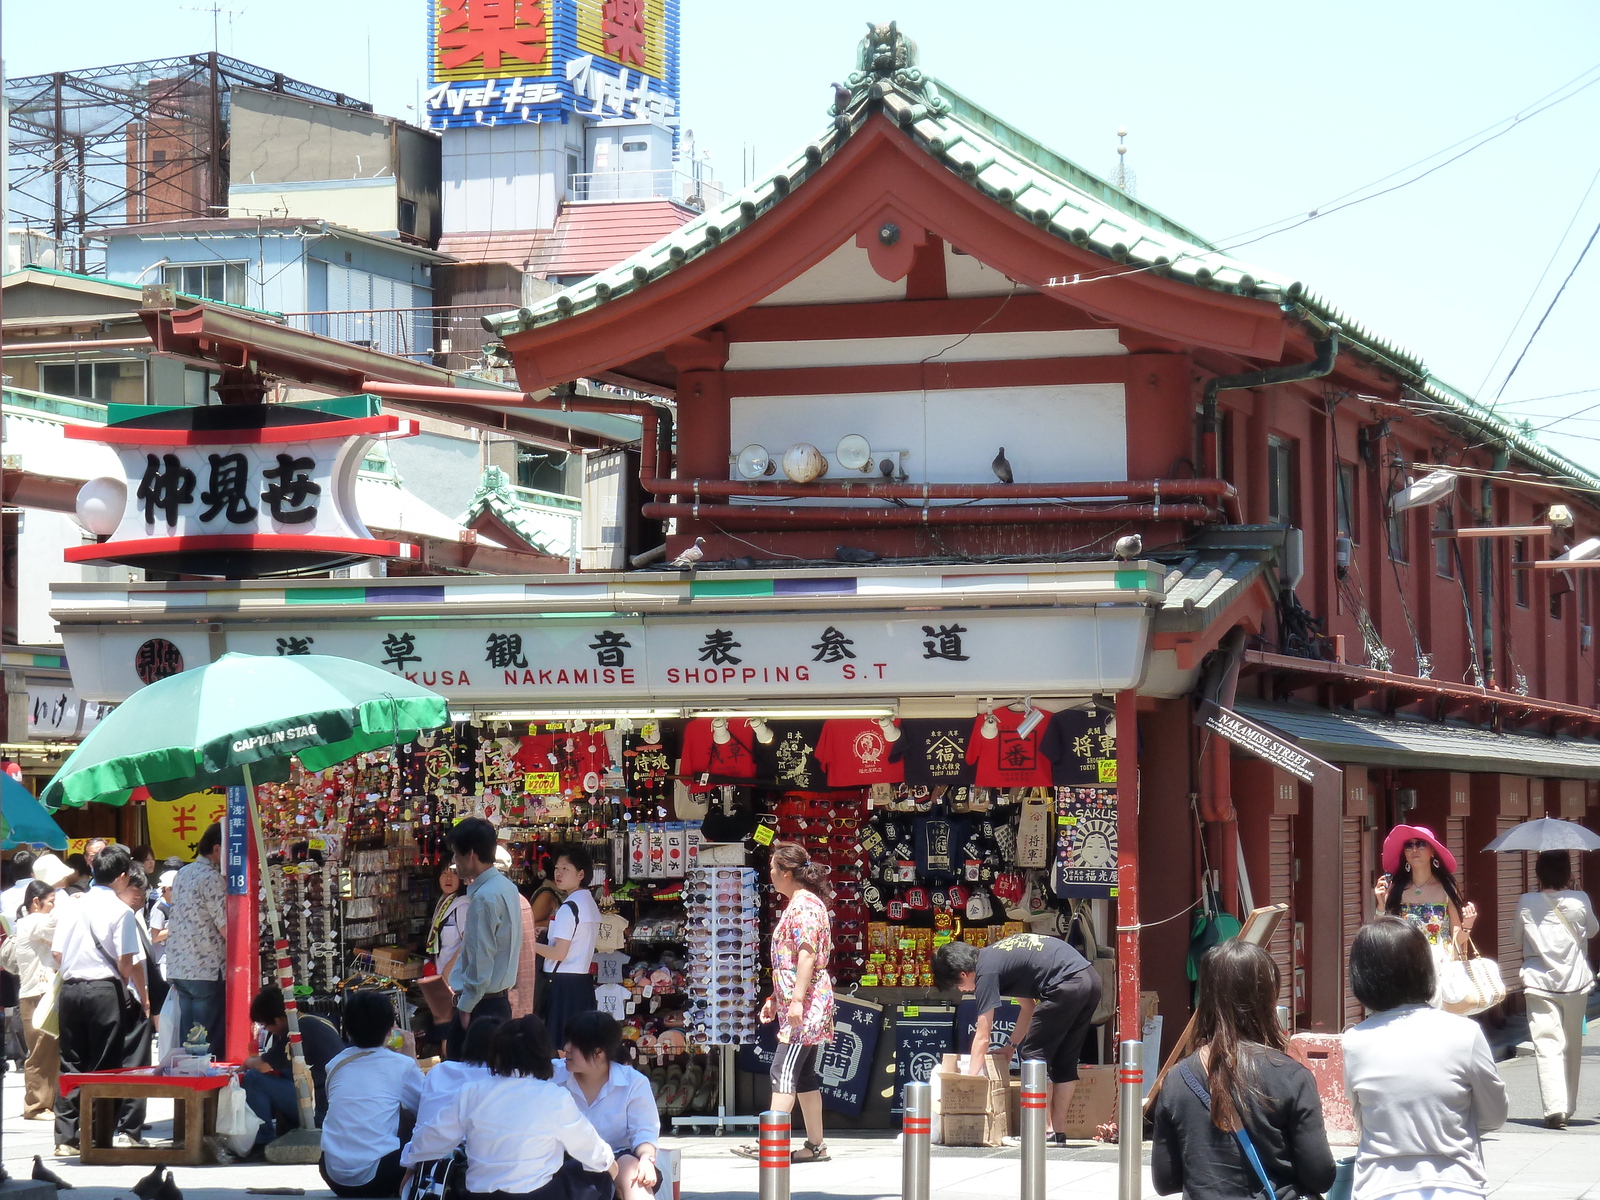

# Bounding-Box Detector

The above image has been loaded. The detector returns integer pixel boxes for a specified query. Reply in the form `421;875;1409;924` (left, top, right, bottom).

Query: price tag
524;771;560;794
932;932;954;947
860;974;880;987
752;825;776;846
869;952;887;963
1097;759;1118;784
899;938;916;950
904;1005;920;1017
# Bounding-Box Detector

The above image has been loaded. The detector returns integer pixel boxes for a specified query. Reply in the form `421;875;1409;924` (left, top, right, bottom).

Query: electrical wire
1475;159;1600;399
1492;217;1600;401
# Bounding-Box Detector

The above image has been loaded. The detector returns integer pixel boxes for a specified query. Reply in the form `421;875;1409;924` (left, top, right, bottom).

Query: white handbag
1437;939;1506;1016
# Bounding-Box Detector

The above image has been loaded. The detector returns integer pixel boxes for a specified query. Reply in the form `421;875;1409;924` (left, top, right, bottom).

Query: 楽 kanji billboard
425;0;680;129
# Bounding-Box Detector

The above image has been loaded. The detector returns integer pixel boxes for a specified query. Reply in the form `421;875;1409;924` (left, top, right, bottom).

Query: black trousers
320;1147;406;1199
467;1158;613;1200
119;1006;155;1136
54;978;140;1147
446;991;512;1061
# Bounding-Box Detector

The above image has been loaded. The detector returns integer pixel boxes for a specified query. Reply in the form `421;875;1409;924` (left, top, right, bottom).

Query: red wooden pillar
1115;689;1140;1041
223;791;257;1064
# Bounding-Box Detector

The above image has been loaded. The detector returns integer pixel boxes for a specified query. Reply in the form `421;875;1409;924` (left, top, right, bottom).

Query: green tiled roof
483;30;1599;495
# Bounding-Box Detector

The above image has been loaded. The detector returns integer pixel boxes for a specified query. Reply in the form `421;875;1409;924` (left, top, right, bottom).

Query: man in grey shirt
446;817;520;1060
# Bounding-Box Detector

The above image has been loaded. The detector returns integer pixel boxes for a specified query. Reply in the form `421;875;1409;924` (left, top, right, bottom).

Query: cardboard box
941;1113;992;1146
937;1071;992;1114
1056;1065;1116;1139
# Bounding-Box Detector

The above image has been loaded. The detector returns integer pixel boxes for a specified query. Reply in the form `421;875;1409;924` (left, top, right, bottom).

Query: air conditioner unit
581;449;632;571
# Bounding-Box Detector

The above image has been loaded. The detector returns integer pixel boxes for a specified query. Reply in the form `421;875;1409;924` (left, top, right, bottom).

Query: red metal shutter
1495;816;1524;989
1446;817;1466;893
1269;816;1294;1009
1342;817;1366;1028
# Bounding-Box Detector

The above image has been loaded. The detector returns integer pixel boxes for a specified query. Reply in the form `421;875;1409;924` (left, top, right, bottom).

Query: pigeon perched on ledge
991;447;1014;484
670;537;706;569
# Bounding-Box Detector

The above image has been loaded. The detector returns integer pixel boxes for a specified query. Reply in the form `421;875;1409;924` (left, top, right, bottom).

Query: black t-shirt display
1038;708;1116;786
895;719;977;786
621;726;682;809
972;932;1091;1015
753;721;825;790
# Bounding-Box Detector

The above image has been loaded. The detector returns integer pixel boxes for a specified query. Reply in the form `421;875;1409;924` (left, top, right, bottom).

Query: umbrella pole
242;763;321;1137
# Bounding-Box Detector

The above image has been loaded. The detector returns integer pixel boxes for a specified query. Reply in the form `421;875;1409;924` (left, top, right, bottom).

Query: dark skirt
537;973;597;1050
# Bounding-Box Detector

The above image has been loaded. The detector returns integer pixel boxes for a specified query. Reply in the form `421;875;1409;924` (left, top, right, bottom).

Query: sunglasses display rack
684;866;760;1044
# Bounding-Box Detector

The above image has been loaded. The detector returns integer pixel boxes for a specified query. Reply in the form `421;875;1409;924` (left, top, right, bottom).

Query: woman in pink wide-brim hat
1374;825;1477;999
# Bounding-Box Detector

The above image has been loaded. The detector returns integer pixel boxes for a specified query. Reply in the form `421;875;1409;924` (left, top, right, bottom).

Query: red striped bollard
758;1109;790;1200
902;1081;931;1200
1020;1058;1049;1200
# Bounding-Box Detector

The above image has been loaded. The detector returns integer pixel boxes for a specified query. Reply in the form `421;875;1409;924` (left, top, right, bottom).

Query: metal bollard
1117;1040;1145;1200
1020;1058;1049;1200
903;1081;932;1200
758;1109;791;1200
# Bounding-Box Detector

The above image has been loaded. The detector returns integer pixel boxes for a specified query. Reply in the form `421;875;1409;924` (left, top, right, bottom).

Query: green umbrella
41;652;448;809
38;651;448;1146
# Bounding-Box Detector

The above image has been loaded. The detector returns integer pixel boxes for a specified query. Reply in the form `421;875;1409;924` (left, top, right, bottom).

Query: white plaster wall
729;383;1127;488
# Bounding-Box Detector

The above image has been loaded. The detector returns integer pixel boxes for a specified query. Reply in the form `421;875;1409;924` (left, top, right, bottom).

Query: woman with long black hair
1152;941;1335;1200
1374;825;1478;997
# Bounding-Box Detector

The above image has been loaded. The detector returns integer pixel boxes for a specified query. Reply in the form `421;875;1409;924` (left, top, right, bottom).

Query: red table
60;1066;238;1165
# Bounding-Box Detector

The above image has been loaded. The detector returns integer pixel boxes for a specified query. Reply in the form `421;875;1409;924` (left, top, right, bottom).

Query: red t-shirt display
815;719;905;786
680;718;760;790
965;707;1053;787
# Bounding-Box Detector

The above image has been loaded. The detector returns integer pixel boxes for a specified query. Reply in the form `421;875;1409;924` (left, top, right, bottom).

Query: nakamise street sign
64;399;418;578
59;606;1153;703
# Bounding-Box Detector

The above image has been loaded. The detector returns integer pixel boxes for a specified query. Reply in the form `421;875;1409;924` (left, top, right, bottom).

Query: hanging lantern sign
63;397;419;578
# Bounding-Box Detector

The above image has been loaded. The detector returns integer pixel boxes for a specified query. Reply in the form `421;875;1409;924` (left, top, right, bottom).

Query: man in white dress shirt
50;845;147;1155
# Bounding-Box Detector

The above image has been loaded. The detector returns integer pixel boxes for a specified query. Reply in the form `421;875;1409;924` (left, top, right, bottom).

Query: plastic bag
215;1076;264;1158
155;986;182;1066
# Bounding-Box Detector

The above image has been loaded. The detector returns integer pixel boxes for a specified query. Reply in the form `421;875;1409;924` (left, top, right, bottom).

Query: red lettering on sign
437;0;548;73
600;0;646;66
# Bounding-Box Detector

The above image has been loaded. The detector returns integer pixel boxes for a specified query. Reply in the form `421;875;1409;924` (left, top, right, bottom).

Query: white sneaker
113;1133;144;1148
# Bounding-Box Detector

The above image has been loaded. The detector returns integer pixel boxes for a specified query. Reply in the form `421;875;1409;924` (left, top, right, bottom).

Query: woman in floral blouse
737;841;835;1164
1373;824;1477;1004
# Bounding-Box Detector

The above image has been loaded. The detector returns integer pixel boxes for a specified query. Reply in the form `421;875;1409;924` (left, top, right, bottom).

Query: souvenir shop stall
243;699;1121;1131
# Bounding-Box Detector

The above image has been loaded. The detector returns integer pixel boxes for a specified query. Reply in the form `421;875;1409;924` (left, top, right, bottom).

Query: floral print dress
771;889;835;1046
1400;900;1455;1007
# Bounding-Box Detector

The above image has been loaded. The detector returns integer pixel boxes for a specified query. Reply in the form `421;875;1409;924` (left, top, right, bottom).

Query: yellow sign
148;791;226;863
67;838;89;858
523;772;560;795
1097;759;1118;785
751;825;775;846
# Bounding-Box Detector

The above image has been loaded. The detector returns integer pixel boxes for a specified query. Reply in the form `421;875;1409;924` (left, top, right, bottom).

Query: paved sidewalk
2;1027;1597;1200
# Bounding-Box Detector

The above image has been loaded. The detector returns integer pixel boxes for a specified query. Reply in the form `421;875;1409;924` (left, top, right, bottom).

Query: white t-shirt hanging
545;887;602;975
595;983;632;1019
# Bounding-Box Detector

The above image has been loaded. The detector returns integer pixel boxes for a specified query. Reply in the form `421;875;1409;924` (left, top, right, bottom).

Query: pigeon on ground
669;537;706;569
836;545;881;563
991;447;1014;484
131;1163;166;1199
1114;534;1143;561
32;1156;72;1189
152;1169;182;1200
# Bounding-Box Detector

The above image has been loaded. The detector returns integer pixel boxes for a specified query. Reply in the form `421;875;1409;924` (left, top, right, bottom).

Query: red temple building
480;24;1600;1033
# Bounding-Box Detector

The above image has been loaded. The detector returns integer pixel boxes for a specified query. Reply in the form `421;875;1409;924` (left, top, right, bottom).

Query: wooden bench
60;1067;234;1166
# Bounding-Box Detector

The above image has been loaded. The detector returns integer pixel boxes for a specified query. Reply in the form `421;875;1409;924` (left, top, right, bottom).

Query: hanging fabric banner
893;1004;955;1113
1051;786;1118;898
735;994;885;1116
147;791;227;863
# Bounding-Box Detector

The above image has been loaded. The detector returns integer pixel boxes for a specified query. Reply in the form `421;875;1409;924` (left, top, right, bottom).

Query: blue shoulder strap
1177;1061;1278;1198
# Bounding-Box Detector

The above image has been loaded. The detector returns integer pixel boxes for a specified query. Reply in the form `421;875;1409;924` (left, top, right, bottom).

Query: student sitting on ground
399;1014;503;1189
241;986;347;1151
555;1011;661;1200
402;1015;616;1200
319;991;423;1198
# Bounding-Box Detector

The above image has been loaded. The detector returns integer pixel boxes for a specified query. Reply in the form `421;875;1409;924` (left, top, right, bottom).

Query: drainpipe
1201;328;1341;479
1198;628;1247;914
1479;446;1510;687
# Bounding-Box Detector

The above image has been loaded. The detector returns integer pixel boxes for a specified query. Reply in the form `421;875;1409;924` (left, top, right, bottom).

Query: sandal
791;1140;830;1163
730;1144;763;1160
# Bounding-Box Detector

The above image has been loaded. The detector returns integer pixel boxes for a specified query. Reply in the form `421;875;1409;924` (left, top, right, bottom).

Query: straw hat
32;853;76;888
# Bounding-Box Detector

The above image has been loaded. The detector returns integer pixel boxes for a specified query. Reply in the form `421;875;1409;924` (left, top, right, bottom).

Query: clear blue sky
7;1;1600;472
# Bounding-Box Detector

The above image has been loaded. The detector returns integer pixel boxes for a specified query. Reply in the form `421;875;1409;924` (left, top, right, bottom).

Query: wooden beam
1436;525;1551;540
